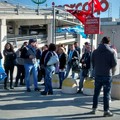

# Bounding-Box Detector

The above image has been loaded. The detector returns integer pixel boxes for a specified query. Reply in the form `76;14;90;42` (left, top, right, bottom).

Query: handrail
7;33;77;47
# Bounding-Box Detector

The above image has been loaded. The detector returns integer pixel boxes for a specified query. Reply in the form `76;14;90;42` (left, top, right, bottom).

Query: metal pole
112;30;116;45
113;33;114;45
91;0;94;53
52;4;55;44
37;4;40;15
55;11;57;44
90;0;94;77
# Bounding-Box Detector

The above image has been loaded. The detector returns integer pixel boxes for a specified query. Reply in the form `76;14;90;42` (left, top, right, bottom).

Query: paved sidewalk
0;82;120;120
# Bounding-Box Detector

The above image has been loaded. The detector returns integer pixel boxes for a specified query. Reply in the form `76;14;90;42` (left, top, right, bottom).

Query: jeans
92;76;112;111
65;64;75;79
44;65;55;93
24;63;38;89
79;70;85;91
59;71;65;88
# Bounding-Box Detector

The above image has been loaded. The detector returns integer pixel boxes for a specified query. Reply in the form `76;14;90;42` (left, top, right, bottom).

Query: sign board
57;0;109;15
85;17;100;34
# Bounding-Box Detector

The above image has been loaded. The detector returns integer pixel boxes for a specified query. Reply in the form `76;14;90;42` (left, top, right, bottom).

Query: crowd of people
0;39;92;92
0;36;117;117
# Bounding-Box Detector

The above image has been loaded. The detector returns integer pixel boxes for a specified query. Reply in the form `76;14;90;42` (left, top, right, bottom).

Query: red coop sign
85;17;100;34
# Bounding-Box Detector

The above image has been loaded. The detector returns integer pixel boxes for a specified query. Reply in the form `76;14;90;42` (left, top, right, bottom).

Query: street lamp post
52;2;56;44
90;0;94;77
31;0;47;15
112;30;116;45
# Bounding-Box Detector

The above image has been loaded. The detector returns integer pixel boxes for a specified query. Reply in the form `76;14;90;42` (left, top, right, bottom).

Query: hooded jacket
92;44;117;76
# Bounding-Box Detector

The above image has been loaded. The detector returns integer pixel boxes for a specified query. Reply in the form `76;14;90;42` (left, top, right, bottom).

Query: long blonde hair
59;47;66;54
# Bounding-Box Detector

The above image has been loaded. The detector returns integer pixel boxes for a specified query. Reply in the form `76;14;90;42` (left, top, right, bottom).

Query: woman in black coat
3;42;16;89
58;47;67;88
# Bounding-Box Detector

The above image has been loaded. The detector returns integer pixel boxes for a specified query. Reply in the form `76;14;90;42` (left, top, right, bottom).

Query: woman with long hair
3;42;16;89
57;47;67;89
41;43;58;95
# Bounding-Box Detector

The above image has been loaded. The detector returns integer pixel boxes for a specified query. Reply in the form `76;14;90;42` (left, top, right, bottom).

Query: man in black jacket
78;44;91;93
74;42;81;55
91;36;117;117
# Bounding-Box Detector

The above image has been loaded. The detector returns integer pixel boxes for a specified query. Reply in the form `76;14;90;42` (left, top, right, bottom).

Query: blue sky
7;0;120;18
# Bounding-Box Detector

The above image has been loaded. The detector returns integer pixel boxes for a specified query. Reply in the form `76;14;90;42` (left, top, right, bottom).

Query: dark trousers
38;67;45;82
15;65;25;85
4;65;14;88
92;76;112;111
58;72;65;88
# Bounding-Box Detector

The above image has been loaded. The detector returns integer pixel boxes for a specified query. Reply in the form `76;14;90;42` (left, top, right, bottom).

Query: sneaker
89;108;96;114
77;90;82;93
90;110;96;114
48;91;53;95
103;111;113;117
20;83;25;86
34;88;41;91
4;87;9;90
41;91;48;95
10;87;14;89
27;88;31;92
41;83;45;86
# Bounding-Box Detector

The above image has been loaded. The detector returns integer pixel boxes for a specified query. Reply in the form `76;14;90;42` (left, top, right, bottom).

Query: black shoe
41;91;48;95
77;90;82;93
20;83;25;86
41;83;45;86
14;83;18;87
34;88;41;91
10;87;14;89
89;110;96;114
27;88;31;92
89;108;96;114
58;87;62;89
103;111;113;117
48;91;53;95
4;87;9;90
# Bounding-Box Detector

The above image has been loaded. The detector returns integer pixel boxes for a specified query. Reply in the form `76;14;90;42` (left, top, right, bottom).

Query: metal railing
7;33;77;47
0;1;79;23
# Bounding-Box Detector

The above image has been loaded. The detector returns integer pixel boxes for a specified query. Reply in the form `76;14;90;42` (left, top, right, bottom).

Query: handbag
47;55;59;66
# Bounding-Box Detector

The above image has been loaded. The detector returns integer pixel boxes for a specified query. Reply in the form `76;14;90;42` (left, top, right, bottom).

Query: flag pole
90;0;94;77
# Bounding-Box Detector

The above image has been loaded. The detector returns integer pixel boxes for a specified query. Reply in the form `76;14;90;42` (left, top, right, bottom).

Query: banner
56;25;87;38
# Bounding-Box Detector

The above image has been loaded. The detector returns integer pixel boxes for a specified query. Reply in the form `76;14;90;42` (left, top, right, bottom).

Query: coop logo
57;0;109;14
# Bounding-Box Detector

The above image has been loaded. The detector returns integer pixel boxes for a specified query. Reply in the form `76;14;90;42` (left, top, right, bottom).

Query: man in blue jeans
21;39;40;92
91;36;117;117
